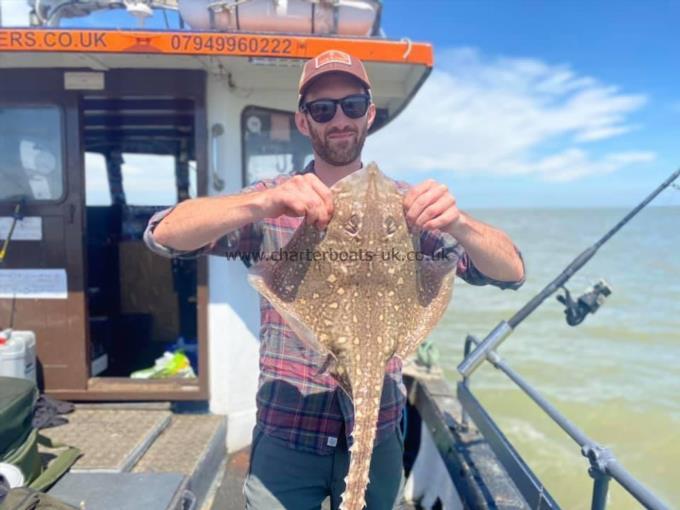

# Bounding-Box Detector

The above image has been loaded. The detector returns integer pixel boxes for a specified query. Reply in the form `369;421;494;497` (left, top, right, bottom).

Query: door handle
211;123;225;191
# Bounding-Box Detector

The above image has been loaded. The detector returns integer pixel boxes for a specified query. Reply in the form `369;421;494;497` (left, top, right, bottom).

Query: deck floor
210;447;249;510
40;408;172;472
43;404;226;510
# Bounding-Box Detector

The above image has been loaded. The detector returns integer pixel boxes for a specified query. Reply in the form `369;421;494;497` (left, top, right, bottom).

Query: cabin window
0;106;64;202
84;152;197;206
241;106;313;186
85;152;112;206
121;153;179;206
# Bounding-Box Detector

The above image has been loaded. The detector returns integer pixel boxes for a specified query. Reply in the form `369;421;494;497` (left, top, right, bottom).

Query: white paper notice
0;269;68;299
0;217;43;241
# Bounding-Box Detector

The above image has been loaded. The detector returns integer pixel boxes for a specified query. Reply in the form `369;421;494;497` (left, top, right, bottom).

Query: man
145;49;525;509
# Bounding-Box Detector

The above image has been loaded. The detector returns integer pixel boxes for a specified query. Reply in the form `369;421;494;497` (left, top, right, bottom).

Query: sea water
432;206;680;509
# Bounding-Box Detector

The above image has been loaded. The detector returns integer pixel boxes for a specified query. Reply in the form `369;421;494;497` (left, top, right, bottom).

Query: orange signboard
0;29;433;66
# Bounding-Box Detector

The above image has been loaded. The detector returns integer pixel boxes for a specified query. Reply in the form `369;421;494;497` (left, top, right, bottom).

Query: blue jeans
243;427;405;510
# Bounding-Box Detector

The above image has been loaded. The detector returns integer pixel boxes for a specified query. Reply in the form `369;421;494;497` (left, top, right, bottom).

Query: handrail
461;335;671;510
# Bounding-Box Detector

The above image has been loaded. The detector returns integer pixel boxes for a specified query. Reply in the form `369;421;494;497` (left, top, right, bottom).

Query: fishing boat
0;1;673;509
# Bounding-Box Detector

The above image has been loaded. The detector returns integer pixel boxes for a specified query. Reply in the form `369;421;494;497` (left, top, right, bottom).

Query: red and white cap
298;49;372;101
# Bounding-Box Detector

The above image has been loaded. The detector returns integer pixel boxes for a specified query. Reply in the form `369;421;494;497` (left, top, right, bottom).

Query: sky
367;0;680;208
3;0;679;208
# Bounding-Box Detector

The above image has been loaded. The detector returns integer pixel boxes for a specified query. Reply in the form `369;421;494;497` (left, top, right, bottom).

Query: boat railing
459;334;671;510
455;169;680;509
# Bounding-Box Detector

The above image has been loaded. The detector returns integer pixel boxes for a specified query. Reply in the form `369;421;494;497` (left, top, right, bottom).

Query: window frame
0;103;67;205
240;105;312;187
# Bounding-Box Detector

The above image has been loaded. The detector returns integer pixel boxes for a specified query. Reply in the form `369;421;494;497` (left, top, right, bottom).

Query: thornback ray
248;162;455;510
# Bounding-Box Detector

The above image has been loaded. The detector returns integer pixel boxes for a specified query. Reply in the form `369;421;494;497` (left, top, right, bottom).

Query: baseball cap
298;50;372;103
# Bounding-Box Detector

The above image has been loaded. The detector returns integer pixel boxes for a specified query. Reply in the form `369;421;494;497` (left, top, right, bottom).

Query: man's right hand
151;173;334;253
262;173;334;229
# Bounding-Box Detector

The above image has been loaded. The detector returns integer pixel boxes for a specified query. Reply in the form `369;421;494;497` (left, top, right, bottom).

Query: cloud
366;48;654;181
531;149;655;182
0;2;31;26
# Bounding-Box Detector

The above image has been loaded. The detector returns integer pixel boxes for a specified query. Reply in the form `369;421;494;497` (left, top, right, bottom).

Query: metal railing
459;335;670;510
456;169;680;510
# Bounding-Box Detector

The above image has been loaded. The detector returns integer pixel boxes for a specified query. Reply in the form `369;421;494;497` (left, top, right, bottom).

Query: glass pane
188;161;197;198
121;153;176;206
242;107;312;186
0;107;64;202
85;152;112;206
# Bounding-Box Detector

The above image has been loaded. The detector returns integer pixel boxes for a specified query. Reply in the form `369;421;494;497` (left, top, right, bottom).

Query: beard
308;122;368;167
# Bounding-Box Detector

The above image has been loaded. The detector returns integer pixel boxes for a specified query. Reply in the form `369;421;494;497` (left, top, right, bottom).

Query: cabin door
0;70;88;392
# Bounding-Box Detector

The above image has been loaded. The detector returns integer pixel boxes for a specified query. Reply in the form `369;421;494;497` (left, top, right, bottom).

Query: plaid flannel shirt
144;161;525;454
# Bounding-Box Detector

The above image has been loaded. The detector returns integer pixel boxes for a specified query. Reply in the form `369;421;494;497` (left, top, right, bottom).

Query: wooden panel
49;377;205;401
118;241;179;343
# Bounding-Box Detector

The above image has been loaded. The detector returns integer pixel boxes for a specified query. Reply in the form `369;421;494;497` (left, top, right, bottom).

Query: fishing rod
458;167;680;377
0;196;28;335
0;196;26;264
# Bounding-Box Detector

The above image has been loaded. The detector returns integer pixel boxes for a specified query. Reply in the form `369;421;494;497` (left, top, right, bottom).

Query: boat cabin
0;0;432;452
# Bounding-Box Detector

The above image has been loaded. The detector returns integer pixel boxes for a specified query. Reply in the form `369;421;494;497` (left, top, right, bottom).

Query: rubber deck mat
40;408;171;472
133;414;223;473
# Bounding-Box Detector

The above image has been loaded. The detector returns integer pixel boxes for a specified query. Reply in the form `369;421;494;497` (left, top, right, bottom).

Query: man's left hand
403;179;462;233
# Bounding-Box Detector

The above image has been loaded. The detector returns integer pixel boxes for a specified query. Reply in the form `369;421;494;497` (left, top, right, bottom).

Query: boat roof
0;28;433;133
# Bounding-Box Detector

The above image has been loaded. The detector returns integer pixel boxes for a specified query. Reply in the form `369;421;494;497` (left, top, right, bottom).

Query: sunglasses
300;94;371;123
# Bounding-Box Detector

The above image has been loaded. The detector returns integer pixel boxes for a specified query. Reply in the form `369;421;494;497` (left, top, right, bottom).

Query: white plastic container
0;330;37;383
0;462;25;488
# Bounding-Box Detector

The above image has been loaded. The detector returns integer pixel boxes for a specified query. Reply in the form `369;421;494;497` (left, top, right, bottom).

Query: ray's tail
339;372;385;510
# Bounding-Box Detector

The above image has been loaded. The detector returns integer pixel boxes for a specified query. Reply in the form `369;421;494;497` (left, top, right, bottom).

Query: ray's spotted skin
249;162;455;510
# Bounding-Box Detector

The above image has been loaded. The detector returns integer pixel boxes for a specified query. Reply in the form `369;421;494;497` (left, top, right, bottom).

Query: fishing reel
556;279;612;326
